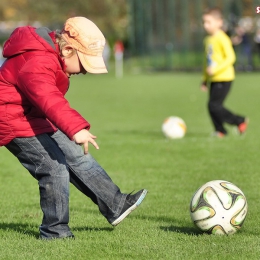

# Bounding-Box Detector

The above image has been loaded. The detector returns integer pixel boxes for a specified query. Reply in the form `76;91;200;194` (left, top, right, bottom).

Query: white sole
111;189;148;226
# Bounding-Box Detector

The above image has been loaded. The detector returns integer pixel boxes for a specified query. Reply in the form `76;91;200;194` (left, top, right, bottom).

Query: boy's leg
50;130;145;224
5;134;74;239
208;82;244;134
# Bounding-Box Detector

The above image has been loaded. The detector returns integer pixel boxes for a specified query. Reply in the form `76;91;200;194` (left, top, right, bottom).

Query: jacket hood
3;26;57;58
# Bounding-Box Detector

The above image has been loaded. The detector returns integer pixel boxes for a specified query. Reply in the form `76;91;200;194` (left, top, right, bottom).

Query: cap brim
77;51;108;74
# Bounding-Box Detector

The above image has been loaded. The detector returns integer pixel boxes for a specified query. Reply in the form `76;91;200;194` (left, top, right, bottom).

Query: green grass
0;72;260;259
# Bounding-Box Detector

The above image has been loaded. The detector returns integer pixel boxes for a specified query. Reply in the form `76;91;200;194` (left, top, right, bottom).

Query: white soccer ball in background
190;180;248;235
162;116;186;139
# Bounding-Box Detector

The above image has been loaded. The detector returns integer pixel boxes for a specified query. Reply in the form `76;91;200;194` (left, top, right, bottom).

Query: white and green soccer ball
190;180;248;235
162;116;186;139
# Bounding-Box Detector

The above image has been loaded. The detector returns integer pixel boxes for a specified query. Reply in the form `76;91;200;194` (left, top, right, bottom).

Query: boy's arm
16;56;90;140
202;57;208;84
211;36;236;75
201;38;208;90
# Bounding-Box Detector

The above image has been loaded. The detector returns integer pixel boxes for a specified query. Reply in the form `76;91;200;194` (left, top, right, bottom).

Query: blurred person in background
114;40;124;78
231;26;253;71
201;8;248;137
254;28;260;59
103;40;111;69
0;44;5;66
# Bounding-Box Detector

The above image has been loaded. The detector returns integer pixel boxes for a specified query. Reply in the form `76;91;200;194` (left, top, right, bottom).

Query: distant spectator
0;45;5;66
103;41;111;69
231;26;253;71
114;40;124;78
254;28;260;58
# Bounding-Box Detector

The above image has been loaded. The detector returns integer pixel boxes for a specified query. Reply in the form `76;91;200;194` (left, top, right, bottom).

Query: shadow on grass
132;214;203;236
0;222;114;239
73;226;114;232
0;222;39;238
106;129;213;142
160;225;203;236
107;129;162;138
186;132;211;138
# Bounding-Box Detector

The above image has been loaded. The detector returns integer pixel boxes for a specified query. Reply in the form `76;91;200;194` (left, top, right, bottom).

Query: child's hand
206;66;213;76
73;129;99;154
201;84;208;92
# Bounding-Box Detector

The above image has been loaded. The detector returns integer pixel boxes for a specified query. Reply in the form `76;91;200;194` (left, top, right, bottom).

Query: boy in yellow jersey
201;7;248;137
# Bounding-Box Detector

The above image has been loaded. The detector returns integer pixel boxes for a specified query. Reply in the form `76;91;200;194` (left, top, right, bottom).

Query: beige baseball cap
62;17;108;74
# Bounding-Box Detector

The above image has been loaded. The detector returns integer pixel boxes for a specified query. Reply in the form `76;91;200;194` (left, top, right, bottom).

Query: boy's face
203;14;223;35
62;47;87;77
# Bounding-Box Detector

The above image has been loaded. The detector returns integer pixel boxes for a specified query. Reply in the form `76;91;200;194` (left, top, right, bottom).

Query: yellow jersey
203;30;235;82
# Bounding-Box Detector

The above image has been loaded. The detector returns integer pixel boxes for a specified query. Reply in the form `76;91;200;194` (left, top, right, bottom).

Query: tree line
0;0;128;43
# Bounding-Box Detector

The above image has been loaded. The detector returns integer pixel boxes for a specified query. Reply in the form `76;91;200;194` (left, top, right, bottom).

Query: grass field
0;72;260;259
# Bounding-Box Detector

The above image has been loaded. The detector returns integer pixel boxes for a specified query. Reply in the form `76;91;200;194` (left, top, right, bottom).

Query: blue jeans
5;130;127;239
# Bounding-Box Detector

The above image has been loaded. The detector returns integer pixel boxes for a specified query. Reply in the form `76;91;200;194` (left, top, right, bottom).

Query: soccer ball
190;180;248;235
162;116;186;139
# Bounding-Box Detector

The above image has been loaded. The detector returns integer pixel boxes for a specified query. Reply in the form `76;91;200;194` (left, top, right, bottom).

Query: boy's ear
61;45;74;57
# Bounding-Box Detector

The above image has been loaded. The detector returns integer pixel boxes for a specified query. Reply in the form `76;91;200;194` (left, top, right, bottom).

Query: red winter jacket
0;26;90;146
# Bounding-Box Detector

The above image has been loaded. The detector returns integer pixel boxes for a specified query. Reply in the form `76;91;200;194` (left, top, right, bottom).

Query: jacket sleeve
211;36;236;75
16;55;90;139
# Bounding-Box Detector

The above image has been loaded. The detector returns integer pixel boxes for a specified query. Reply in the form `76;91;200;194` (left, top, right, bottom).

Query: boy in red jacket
0;17;147;239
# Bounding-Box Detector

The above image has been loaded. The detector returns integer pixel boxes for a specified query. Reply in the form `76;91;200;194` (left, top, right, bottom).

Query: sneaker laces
126;190;135;200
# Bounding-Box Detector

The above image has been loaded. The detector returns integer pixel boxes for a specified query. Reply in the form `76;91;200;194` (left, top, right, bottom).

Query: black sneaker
111;189;148;226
